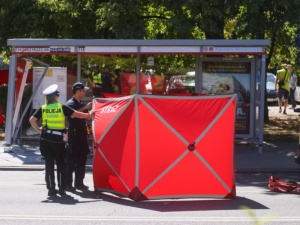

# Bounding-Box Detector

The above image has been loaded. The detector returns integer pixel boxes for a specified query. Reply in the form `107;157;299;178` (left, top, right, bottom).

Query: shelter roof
7;39;270;55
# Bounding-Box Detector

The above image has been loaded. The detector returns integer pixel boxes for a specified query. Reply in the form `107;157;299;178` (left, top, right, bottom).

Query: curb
235;168;300;173
0;165;93;171
0;165;298;173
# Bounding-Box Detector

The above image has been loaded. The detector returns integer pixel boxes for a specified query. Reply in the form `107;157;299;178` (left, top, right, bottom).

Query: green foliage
36;0;100;38
183;0;235;39
80;55;134;77
96;0;162;39
232;0;300;72
1;0;300;73
0;0;103;53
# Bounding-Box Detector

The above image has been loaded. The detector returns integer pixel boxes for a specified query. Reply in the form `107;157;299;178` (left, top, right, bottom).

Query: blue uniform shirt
66;97;87;132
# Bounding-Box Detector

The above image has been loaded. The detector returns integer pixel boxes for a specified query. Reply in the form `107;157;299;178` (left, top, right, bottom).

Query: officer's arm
71;110;93;119
77;102;92;112
29;116;42;133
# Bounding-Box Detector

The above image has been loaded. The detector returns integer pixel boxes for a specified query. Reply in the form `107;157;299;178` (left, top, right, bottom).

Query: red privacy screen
92;94;236;201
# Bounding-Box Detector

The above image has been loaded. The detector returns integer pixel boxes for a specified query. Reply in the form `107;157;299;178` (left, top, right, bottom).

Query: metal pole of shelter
136;52;141;93
195;55;201;93
4;55;17;145
249;57;256;143
77;54;81;82
259;54;267;153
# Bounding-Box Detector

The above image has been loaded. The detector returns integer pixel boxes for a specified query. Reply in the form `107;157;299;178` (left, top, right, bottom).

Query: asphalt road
0;171;299;225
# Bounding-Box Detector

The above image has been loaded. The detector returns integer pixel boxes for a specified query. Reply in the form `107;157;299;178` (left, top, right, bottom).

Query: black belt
46;130;63;136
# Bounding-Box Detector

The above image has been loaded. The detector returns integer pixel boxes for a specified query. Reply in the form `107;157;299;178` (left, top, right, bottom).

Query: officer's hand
65;143;73;154
89;110;95;116
86;110;94;120
86;113;91;120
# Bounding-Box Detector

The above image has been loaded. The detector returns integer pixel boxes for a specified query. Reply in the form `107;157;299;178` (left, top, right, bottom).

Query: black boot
59;188;66;195
48;189;58;196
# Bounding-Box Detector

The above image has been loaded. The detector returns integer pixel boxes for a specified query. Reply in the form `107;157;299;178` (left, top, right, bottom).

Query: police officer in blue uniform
65;82;92;191
29;84;93;196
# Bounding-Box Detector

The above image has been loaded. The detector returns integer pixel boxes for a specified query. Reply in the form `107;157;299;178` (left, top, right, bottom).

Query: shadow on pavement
50;189;267;212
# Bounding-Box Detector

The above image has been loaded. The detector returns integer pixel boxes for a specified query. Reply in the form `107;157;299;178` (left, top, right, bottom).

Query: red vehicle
0;107;4;126
0;70;8;126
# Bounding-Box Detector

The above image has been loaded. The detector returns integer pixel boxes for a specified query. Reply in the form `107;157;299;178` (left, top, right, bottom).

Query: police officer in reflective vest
29;84;93;196
88;64;114;96
65;82;92;191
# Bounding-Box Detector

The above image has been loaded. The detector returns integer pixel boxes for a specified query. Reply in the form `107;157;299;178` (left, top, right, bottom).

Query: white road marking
1;215;300;222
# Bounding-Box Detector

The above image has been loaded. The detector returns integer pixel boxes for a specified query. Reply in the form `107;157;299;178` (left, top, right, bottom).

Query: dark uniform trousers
40;138;66;190
66;132;89;187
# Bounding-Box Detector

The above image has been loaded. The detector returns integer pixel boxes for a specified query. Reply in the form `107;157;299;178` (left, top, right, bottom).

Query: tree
95;0;171;39
231;0;300;121
235;0;300;69
0;0;104;54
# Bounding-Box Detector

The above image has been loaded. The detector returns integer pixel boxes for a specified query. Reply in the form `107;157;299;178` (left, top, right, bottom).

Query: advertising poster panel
202;61;251;134
32;67;67;109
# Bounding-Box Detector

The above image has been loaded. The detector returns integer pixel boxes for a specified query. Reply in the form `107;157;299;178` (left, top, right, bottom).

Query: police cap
42;84;60;96
72;82;89;91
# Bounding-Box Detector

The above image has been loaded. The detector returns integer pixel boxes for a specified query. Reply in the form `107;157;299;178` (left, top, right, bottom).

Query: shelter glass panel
139;54;196;95
201;60;251;135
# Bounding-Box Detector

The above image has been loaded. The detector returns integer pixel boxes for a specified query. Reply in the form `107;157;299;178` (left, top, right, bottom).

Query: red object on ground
92;94;236;201
268;176;300;194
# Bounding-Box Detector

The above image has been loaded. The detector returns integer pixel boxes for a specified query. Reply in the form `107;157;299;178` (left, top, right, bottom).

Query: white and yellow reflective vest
42;103;65;130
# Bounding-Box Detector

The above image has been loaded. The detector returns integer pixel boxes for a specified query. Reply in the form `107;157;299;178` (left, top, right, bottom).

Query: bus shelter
5;39;269;153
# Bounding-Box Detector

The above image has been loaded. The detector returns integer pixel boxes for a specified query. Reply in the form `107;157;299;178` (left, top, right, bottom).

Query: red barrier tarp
92;94;236;201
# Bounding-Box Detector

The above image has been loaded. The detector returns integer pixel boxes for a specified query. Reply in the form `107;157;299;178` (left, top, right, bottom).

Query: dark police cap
72;82;89;91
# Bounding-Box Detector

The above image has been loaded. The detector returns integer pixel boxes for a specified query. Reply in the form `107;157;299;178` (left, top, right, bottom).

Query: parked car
294;86;300;103
266;73;278;103
165;73;195;94
165;72;279;103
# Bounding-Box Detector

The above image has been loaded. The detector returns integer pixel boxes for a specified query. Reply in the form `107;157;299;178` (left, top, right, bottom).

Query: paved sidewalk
1;140;299;172
1;106;299;172
268;104;300;117
0;140;93;171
